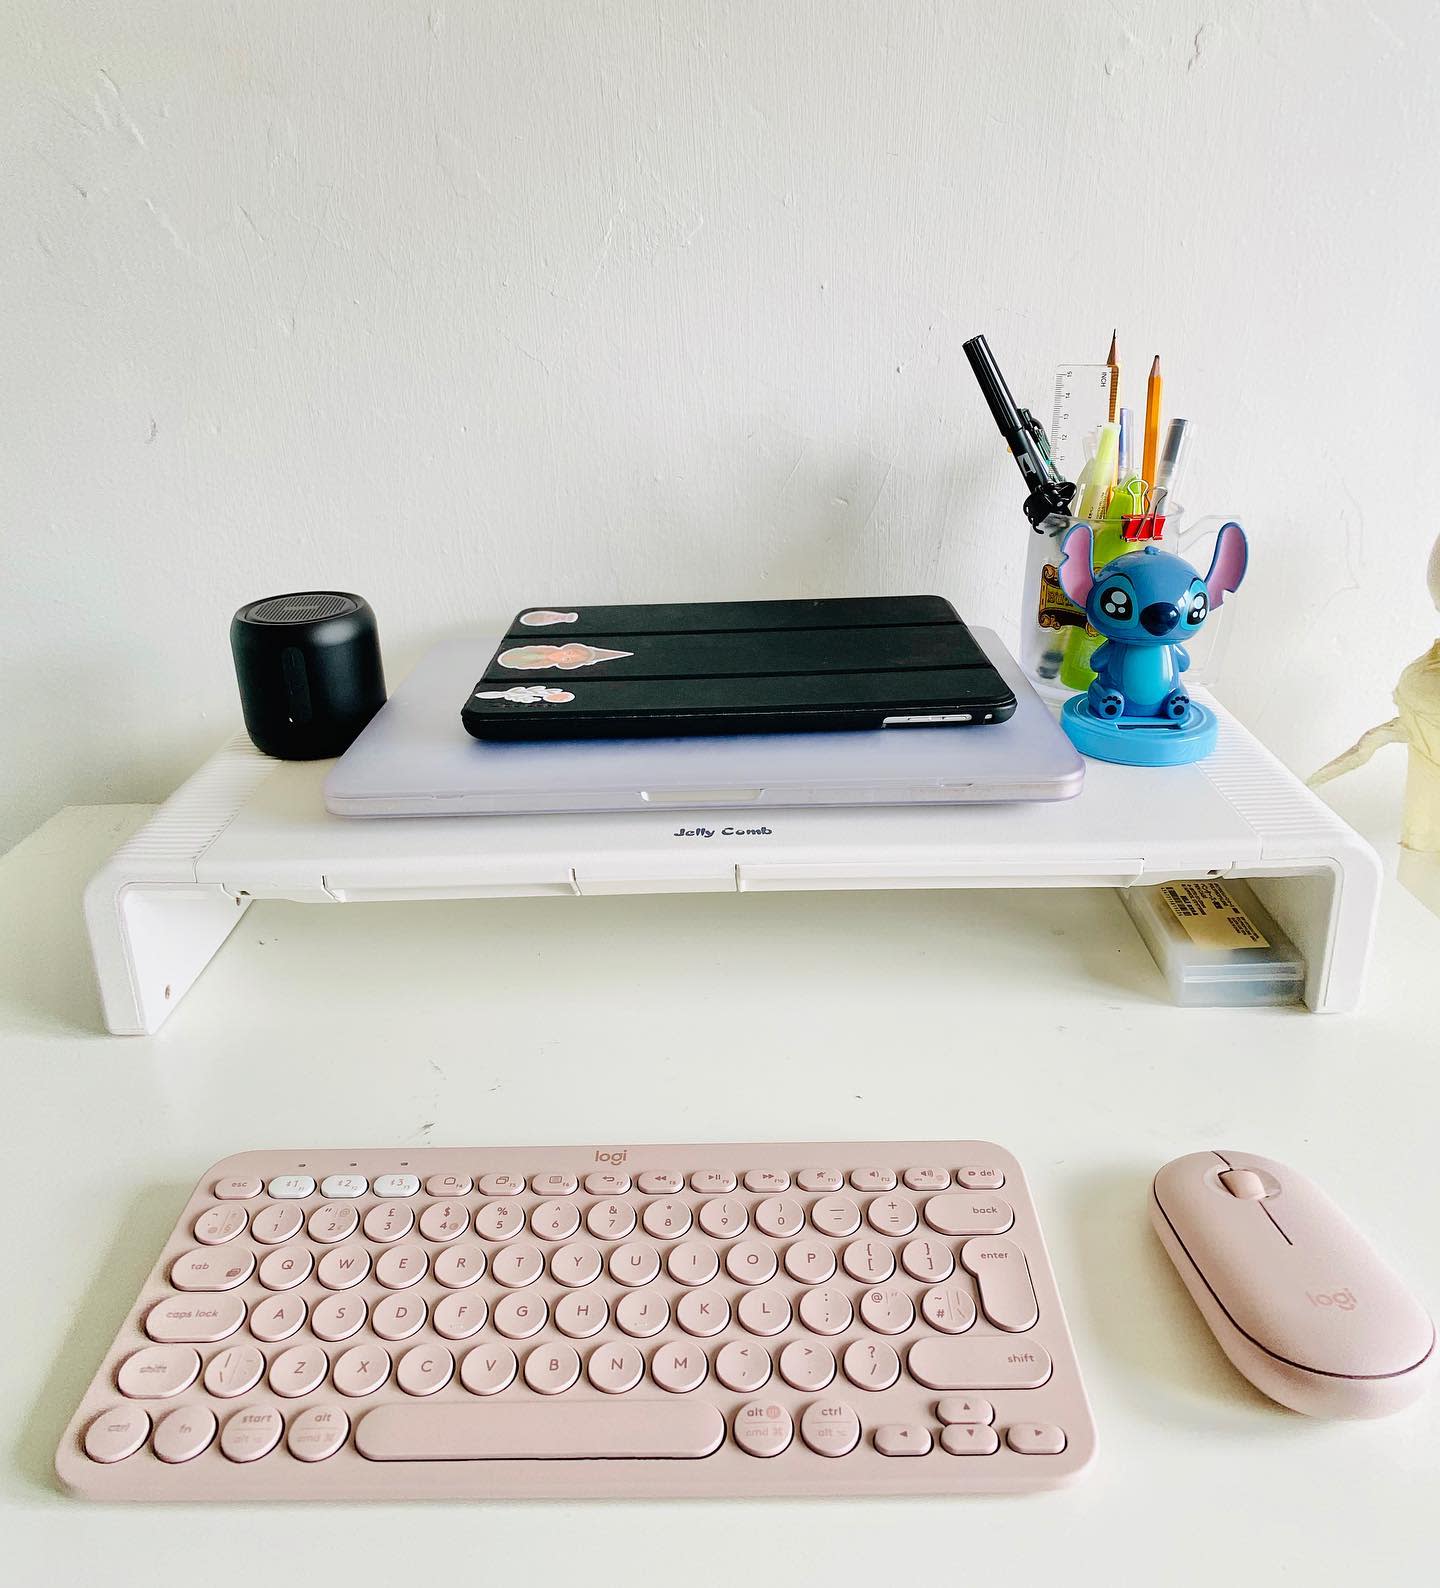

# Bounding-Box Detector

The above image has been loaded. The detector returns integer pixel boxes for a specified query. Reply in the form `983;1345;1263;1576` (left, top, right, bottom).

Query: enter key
961;1235;1039;1332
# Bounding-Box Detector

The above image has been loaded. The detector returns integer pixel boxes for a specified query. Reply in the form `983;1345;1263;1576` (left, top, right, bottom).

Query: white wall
4;0;1438;850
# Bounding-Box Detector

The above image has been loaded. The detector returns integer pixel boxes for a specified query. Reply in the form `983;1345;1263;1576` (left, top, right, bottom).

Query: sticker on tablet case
519;610;579;626
474;685;575;705
497;643;632;671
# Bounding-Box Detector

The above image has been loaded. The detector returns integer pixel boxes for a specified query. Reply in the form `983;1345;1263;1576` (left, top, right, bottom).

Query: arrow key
875;1423;932;1456
940;1422;1000;1456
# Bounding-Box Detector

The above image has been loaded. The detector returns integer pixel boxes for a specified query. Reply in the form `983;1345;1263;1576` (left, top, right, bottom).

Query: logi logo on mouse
1307;1288;1358;1311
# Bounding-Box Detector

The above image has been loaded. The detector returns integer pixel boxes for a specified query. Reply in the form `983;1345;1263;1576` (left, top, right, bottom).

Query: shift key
907;1337;1052;1391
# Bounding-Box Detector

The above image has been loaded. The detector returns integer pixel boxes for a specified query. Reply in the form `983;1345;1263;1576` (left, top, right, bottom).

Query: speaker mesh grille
246;593;356;624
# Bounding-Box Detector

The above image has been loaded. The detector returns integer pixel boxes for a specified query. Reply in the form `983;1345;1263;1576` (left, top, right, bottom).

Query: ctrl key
83;1405;150;1464
220;1404;283;1463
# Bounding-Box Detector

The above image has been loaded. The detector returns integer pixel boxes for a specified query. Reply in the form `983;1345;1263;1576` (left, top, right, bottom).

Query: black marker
963;334;1076;528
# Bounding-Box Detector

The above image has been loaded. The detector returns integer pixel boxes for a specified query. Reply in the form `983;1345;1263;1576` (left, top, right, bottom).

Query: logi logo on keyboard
594;1148;628;1164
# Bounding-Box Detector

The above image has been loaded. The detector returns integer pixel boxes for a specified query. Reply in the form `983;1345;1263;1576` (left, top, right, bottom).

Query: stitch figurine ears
1058;523;1096;609
1204;522;1248;609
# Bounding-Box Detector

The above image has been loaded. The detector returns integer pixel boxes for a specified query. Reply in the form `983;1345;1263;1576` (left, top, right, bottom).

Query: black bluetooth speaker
230;592;386;759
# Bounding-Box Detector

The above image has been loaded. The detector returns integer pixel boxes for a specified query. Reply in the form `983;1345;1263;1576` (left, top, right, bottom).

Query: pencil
1142;354;1162;488
1106;330;1119;423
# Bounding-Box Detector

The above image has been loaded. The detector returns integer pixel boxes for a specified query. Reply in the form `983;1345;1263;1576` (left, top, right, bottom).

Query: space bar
356;1400;727;1461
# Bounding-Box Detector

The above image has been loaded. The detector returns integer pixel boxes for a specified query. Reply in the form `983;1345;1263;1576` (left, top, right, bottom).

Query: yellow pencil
1106;330;1119;423
1142;354;1162;488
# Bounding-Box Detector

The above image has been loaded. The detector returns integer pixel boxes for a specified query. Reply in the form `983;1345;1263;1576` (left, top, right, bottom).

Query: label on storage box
1159;882;1270;950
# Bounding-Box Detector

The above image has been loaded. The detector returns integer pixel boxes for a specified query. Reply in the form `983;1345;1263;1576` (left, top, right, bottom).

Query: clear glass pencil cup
1019;505;1234;700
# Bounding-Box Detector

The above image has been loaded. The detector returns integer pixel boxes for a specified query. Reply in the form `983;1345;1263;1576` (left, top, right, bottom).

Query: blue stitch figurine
1056;521;1248;765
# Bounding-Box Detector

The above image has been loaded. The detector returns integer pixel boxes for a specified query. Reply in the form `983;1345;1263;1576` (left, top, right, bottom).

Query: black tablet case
461;596;1017;741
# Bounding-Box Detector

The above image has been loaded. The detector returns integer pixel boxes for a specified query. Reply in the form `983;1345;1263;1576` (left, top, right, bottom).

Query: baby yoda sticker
518;610;579;627
473;685;575;706
497;643;633;670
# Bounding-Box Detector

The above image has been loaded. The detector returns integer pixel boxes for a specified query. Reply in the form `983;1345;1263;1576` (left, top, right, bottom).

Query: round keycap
957;1166;1005;1191
920;1283;978;1334
725;1240;778;1285
333;1345;391;1396
697;1197;747;1238
316;1245;371;1290
250;1203;303;1245
736;1287;791;1336
269;1344;328;1398
523;1343;581;1395
783;1239;837;1284
250;1293;306;1343
676;1288;730;1337
287;1405;350;1461
473;1201;525;1241
585;1199;637;1239
433;1244;487;1288
372;1292;428;1341
733;1399;792;1457
744;1169;791;1193
641;1198;692;1239
152;1403;216;1464
796;1168;844;1192
203;1344;264;1398
220;1404;282;1462
636;1170;683;1194
900;1236;954;1282
716;1341;772;1393
84;1405;150;1463
850;1168;896;1192
615;1292;669;1338
311;1294;367;1343
753;1196;803;1237
587;1340;645;1393
666;1240;719;1287
651;1340;708;1393
374;1245;428;1289
858;1286;915;1335
398;1344;455;1396
532;1171;579;1195
865;1195;918;1236
363;1202;414;1242
419;1201;470;1242
490;1244;545;1289
842;1338;901;1391
550;1242;603;1287
267;1175;315;1199
258;1247;313;1291
214;1174;263;1200
117;1345;199;1400
554;1291;608;1339
145;1293;246;1344
433;1292;489;1340
607;1241;660;1287
477;1172;525;1196
193;1205;248;1245
841;1238;896;1282
170;1247;254;1292
426;1172;472;1197
461;1343;518;1395
584;1170;631;1196
903;1167;950;1191
319;1174;367;1199
779;1341;836;1392
371;1173;420;1198
307;1202;359;1244
797;1286;853;1335
690;1170;736;1194
530;1199;581;1241
492;1293;547;1339
801;1398;861;1457
809;1195;862;1237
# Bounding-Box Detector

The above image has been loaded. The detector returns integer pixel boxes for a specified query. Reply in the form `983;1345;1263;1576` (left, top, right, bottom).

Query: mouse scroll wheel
1219;1168;1271;1200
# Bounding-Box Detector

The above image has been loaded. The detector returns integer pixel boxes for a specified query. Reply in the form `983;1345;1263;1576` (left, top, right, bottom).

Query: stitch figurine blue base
1056;520;1248;767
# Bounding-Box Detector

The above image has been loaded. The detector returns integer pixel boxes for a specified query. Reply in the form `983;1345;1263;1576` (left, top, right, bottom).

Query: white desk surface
4;756;1439;1586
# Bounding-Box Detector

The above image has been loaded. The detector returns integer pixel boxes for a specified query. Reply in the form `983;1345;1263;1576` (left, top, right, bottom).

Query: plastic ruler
1050;365;1113;482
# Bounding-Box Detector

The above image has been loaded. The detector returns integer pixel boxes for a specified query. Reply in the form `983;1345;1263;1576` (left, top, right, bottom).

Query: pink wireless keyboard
58;1141;1096;1500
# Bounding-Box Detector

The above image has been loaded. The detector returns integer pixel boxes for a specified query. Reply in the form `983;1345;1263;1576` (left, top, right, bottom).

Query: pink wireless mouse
1151;1150;1435;1418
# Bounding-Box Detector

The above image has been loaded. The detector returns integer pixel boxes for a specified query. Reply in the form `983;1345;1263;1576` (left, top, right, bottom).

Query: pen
1106;330;1119;424
1117;406;1134;480
1154;417;1193;502
963;334;1076;526
1142;355;1163;489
